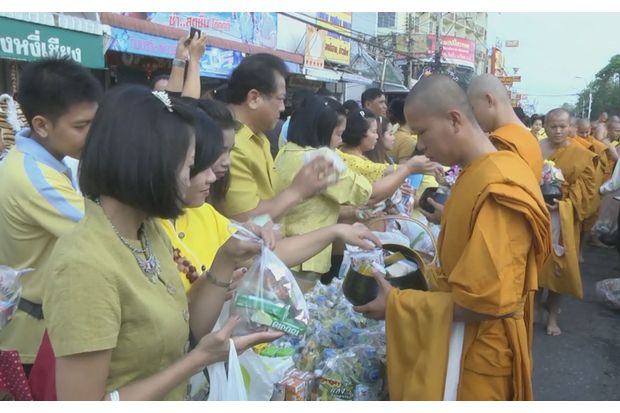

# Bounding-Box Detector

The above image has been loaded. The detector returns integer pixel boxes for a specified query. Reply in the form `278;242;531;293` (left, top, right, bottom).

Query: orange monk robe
386;151;551;401
572;136;609;230
539;142;598;299
489;123;544;181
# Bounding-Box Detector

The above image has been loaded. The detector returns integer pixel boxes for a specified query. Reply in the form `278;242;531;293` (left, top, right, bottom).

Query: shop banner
316;12;351;66
427;35;475;68
119;12;277;49
109;27;245;79
0;16;104;68
304;25;325;69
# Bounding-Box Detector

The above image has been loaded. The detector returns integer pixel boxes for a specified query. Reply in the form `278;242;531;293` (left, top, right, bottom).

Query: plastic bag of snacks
230;224;309;338
595;278;620;310
0;266;32;331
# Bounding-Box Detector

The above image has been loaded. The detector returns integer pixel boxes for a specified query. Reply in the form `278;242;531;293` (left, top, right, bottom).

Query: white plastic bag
238;349;294;401
207;338;248;401
0;266;32;331
230;224;309;338
596;278;620;310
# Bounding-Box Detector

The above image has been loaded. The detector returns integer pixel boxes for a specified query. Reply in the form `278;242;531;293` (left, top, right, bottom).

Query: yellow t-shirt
533;128;547;141
160;203;233;292
224;122;276;218
337;149;389;184
388;125;418;162
43;199;189;400
274;143;372;273
0;131;84;363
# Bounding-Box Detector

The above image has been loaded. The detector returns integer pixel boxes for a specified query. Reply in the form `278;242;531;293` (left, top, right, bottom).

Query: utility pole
433;12;443;73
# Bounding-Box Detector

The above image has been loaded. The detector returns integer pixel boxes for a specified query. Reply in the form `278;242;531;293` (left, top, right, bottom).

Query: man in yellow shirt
224;53;334;222
0;58;102;371
387;98;418;162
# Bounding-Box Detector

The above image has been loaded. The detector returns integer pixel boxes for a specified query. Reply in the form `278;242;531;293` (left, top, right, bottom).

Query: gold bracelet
205;270;232;289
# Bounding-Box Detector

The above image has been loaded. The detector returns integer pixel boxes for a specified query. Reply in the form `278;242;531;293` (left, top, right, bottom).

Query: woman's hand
405;155;443;175
225;267;247;301
187;32;208;62
192;316;284;368
335;223;382;250
218;221;279;265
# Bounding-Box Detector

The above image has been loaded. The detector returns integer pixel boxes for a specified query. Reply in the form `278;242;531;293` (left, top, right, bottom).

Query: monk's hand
420;198;443;224
353;270;393;320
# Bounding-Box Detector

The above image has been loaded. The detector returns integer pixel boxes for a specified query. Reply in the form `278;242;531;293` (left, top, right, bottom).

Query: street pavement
532;244;620;400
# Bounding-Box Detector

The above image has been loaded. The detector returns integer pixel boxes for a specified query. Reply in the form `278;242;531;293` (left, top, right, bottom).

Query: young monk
467;74;544;180
354;75;551;400
538;109;599;336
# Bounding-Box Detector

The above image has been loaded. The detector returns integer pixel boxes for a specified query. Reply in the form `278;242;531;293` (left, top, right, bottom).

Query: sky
486;12;620;115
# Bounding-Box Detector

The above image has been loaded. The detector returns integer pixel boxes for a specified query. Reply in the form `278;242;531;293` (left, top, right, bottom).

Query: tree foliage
576;54;620;120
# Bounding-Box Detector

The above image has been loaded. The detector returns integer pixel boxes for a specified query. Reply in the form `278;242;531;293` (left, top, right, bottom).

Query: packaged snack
230;224;309;337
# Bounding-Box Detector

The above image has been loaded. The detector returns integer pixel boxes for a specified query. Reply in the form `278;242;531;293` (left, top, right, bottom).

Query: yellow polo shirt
160;203;234;292
44;199;189;400
224;123;276;218
388;125;418;162
275;143;372;273
0;129;84;363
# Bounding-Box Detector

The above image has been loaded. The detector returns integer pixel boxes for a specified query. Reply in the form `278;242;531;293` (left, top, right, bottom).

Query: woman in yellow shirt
163;97;383;294
43;87;284;401
275;97;441;290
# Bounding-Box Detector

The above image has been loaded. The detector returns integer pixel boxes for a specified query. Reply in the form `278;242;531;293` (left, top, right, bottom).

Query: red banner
428;35;475;68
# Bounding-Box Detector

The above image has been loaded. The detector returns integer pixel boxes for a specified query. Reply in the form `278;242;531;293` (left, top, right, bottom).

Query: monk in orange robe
573;118;611;254
467;74;544;181
354;75;551;401
539;109;598;336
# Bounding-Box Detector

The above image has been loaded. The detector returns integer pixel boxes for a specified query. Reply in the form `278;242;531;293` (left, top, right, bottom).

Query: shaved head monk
467;74;544;180
538;109;598;336
354;75;550;400
573;118;612;256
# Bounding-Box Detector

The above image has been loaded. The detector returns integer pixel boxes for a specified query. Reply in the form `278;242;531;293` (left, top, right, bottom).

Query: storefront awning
383;82;409;93
303;67;342;83
341;72;373;85
0;16;105;69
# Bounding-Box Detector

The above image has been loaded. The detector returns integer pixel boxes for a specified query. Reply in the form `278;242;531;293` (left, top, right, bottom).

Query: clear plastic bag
230;224;309;338
0;266;32;331
595;278;620;310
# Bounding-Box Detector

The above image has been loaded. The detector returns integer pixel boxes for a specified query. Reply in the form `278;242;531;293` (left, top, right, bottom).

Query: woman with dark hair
365;115;395;164
339;108;438;184
342;99;360;115
42;86;283;401
274;96;438;290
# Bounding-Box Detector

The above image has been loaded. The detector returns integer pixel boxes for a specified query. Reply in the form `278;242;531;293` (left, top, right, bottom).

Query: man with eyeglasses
224;53;335;222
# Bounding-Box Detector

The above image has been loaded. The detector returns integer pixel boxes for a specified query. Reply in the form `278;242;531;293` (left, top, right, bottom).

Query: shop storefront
0;15;105;94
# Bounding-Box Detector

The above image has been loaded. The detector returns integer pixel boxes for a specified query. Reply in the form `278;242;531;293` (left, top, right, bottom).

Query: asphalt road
532;244;620;400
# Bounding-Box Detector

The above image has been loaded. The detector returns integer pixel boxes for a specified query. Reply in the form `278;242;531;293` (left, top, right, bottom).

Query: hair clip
359;110;365;117
152;90;173;112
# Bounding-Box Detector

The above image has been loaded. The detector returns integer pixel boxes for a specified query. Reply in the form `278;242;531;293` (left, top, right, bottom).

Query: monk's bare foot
546;321;562;336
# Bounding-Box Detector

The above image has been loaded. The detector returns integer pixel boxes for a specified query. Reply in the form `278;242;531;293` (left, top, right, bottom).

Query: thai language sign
109;27;245;79
0;17;104;68
316;12;351;65
122;12;278;49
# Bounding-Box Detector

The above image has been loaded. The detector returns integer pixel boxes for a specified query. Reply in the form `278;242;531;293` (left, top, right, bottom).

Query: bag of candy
230;224;309;338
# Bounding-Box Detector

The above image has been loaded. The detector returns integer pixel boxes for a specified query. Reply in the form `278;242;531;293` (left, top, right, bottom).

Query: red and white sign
427;35;476;68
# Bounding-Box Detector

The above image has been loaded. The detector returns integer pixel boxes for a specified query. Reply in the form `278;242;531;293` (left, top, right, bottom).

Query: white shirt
601;160;620;195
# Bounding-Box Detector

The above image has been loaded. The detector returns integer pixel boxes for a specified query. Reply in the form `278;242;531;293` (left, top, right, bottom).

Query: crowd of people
0;33;619;401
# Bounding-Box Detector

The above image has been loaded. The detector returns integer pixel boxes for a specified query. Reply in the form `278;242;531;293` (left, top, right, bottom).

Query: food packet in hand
229;224;309;337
